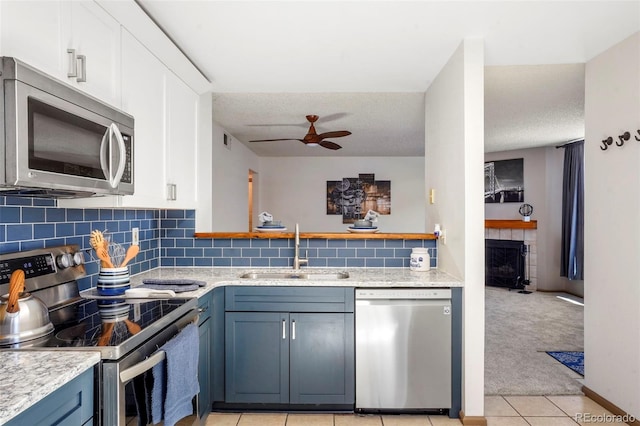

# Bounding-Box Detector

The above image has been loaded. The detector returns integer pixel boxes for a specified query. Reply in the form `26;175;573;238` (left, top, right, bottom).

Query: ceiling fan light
306;142;319;147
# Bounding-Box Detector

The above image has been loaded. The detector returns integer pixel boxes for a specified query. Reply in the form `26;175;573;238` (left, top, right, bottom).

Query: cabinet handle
76;55;87;83
167;183;177;201
292;320;296;340
282;319;286;339
67;49;77;78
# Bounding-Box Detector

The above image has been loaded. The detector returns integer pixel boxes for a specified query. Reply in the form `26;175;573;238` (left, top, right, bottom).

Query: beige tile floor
202;395;623;425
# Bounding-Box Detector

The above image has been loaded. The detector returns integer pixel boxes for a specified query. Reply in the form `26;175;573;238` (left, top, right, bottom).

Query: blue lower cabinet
224;311;354;406
225;311;290;403
198;292;214;420
7;367;94;426
289;313;354;405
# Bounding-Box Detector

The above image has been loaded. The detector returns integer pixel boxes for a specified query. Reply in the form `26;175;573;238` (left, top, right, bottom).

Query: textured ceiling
212;92;426;157
484;64;586;153
138;0;639;156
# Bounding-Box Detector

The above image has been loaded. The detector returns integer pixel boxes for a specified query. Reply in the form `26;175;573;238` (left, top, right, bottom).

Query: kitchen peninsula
195;232;437;239
0;267;461;424
131;266;463;419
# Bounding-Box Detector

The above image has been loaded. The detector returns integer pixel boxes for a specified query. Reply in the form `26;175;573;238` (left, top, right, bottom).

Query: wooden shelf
485;219;537;230
194;232;437;240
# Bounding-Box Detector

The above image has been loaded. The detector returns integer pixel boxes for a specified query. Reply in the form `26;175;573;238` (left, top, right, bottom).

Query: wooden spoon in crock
97;322;115;346
120;245;139;268
96;247;115;268
124;319;141;335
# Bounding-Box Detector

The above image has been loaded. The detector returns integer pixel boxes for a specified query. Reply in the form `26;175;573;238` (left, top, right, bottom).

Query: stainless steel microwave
0;57;134;198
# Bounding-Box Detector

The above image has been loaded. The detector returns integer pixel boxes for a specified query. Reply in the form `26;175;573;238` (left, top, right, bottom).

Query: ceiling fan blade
245;123;306;127
318;130;351;139
319;140;342;150
318;113;348;123
249;138;304;142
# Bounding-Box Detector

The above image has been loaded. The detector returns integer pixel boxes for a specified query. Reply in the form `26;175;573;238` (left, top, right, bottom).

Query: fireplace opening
485;239;526;288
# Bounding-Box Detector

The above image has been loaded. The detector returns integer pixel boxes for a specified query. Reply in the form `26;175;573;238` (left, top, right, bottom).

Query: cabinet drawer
6;367;94;426
225;286;354;313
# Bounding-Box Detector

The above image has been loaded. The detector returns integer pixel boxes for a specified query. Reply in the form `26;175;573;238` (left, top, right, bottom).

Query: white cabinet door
165;72;199;209
119;29;168;207
65;0;122;106
0;1;120;107
0;1;66;79
62;31;199;210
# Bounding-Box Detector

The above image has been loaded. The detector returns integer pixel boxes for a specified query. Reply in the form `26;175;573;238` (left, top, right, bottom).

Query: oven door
3;80;134;195
100;308;198;426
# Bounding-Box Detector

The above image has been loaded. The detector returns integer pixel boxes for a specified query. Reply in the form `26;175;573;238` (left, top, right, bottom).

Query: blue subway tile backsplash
155;211;437;268
1;196;438;291
0;196;160;291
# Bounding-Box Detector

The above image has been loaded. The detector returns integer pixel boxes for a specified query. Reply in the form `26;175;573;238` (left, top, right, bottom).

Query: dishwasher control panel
355;288;451;299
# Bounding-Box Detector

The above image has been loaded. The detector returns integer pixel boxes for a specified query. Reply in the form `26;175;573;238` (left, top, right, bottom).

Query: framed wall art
484;158;524;203
327;173;391;223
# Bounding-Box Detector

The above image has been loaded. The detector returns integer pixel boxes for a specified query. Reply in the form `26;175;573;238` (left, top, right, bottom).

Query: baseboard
459;410;487;425
582;385;639;425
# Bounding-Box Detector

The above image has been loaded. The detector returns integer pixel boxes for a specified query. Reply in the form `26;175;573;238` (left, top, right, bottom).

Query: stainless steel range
0;245;199;425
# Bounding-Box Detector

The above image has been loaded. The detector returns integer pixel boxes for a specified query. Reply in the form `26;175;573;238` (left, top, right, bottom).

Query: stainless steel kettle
0;270;54;347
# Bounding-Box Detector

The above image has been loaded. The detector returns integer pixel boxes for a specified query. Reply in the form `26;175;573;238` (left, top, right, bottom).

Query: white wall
258;157;425;233
210;121;261;232
485;148;551;222
484;147;579;294
425;38;485;418
584;32;640;418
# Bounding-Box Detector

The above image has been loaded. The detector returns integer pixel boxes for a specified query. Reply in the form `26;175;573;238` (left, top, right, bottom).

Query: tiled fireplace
485;239;526;287
485;220;537;291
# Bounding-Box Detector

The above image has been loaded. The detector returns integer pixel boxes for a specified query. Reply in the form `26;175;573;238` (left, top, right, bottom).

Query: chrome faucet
293;223;308;269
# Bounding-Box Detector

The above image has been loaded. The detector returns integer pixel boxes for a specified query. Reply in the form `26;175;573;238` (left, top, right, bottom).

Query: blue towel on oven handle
150;357;165;425
151;322;200;426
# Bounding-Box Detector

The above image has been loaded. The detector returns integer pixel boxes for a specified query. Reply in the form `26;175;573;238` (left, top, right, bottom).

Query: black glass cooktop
44;297;192;349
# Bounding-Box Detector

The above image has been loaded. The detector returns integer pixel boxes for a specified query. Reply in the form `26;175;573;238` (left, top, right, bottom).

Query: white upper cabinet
0;0;121;107
165;72;199;209
64;1;122;106
118;30;199;209
119;29;167;208
61;29;200;210
2;0;207;211
0;1;65;79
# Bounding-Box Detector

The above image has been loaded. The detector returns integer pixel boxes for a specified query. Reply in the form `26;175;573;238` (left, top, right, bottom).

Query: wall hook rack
601;129;640;151
617;131;630;146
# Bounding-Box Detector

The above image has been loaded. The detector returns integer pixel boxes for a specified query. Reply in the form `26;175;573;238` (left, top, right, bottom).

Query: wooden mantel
485;219;537;230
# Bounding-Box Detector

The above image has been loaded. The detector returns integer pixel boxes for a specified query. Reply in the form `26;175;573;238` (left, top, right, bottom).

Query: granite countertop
128;267;463;298
0;350;101;424
0;268;460;423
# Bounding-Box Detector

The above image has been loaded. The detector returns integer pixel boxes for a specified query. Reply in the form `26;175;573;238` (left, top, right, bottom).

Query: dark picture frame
326;173;391;223
484;158;524;203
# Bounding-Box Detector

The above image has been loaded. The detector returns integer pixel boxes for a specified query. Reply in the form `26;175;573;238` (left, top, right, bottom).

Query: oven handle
118;308;199;384
119;350;165;383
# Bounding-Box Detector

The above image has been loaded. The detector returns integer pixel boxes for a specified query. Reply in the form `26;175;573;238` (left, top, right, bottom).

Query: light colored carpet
485;286;584;395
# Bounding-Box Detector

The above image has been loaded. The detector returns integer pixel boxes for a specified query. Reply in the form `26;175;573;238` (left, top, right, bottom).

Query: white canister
410;248;430;271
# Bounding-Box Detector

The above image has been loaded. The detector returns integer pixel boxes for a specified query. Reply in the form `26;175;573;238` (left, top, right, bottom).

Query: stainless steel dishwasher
355;288;452;412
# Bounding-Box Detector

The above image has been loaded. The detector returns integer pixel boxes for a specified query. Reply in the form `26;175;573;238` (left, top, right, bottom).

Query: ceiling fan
249;115;351;150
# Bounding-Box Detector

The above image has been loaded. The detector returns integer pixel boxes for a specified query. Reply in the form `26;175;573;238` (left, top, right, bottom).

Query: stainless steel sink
239;272;350;280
